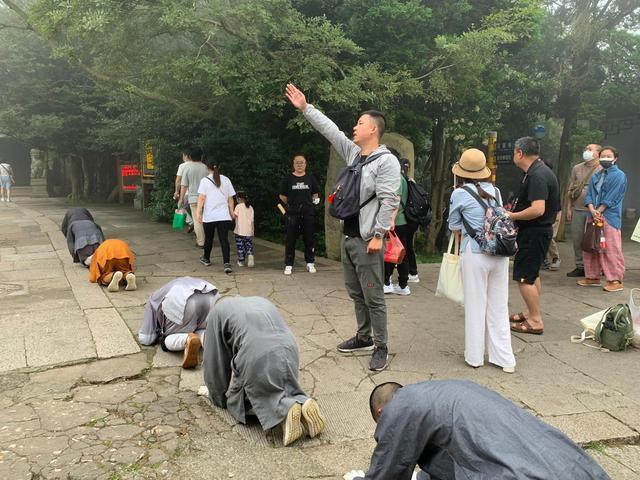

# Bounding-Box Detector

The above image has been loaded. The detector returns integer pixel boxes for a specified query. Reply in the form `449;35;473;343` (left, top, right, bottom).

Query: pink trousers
583;222;625;281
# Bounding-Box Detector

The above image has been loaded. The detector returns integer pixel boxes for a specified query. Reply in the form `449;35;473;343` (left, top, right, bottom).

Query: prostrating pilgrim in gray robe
139;276;217;347
359;380;610;480
203;296;308;431
61;207;104;263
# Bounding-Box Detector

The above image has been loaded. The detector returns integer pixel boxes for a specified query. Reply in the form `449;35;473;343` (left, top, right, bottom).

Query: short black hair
369;382;403;419
600;145;619;158
183;146;203;162
514;137;539;156
361;110;386;139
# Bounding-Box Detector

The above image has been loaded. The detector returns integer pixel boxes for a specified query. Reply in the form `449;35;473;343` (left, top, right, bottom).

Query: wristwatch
374;231;384;239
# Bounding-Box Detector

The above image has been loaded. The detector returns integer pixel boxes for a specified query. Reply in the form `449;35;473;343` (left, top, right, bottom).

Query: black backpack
402;179;432;227
328;152;385;220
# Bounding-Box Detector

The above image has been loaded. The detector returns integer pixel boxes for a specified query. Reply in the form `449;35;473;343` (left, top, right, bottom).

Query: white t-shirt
197;174;236;223
176;161;189;177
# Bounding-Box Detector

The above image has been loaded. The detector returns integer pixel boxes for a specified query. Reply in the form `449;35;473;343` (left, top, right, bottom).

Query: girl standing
234;191;255;267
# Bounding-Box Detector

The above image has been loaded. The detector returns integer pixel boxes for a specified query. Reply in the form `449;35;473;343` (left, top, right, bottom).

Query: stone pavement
0;197;639;479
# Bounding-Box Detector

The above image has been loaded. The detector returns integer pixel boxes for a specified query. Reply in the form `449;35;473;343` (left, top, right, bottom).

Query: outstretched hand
285;83;308;111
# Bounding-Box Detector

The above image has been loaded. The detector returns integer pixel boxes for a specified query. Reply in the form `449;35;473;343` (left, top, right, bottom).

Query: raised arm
285;83;359;164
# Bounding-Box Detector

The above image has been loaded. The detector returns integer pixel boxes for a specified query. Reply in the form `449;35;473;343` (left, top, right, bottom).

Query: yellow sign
145;144;155;171
487;131;497;183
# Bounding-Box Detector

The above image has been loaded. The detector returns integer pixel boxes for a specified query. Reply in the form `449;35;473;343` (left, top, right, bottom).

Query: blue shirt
448;182;501;254
584;165;627;229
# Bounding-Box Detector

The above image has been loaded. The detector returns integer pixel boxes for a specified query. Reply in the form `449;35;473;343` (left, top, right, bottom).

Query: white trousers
164;329;205;352
460;244;515;368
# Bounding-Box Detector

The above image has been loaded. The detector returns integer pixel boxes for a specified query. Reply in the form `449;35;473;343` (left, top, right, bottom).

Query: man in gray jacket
285;84;400;371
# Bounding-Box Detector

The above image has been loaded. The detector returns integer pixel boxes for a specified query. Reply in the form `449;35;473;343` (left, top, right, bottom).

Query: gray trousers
571;209;589;269
341;236;388;346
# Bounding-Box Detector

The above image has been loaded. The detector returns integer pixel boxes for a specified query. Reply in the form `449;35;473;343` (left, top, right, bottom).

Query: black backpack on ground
328;153;385;220
403;179;432;227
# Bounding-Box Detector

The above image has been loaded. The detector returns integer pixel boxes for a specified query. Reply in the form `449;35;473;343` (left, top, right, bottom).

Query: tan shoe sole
577;279;601;287
125;273;137;291
182;334;201;369
107;271;123;292
301;398;326;438
603;283;624;292
282;403;303;446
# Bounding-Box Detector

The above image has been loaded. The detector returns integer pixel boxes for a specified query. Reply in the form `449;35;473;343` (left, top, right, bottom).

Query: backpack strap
356;152;387;209
205;176;219;188
459;185;489;243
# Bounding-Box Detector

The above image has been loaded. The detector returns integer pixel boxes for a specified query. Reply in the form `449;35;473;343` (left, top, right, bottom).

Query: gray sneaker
369;346;389;372
337;335;374;353
223;263;233;274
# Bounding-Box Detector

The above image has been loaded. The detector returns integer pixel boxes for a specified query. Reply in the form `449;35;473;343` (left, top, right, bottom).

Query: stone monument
323;132;415;260
30;148;48;197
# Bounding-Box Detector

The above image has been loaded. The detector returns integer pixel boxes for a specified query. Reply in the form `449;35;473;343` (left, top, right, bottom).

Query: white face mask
583;150;594;161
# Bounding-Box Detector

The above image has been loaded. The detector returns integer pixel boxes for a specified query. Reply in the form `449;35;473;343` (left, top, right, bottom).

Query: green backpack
594;304;634;352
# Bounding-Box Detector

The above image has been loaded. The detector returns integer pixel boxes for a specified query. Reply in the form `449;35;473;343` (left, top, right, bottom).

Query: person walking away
88;239;137;292
566;144;601;277
448;149;515;373
0;161;15;202
178;147;209;247
577;146;627;292
174;152;194;232
285;83;400;372
196;158;236;274
139;277;218;369
507;137;560;335
233;190;255;267
400;159;421;283
279;153;320;275
384;157;410;295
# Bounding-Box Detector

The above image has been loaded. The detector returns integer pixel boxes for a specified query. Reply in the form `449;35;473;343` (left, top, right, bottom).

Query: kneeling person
61;207;105;267
89;239;136;292
349;380;609;479
139;277;218;368
203;296;326;446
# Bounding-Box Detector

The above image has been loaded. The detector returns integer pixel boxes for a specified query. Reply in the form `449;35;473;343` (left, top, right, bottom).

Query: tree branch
413;64;455;81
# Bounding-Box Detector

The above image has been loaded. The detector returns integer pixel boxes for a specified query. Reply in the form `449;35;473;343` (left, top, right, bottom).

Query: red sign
121;164;140;192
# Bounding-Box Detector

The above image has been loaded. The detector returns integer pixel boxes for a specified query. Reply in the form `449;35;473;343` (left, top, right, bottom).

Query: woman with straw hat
447;148;516;373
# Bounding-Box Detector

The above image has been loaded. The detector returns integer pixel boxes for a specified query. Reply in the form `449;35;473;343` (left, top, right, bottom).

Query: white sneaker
107;271;123;292
503;366;515;374
125;272;137;291
0;198;4;202
383;283;395;294
306;263;316;273
284;266;293;275
247;254;255;268
408;274;420;283
393;285;411;296
237;260;245;267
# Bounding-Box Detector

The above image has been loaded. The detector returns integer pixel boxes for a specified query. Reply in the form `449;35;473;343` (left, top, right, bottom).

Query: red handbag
384;230;406;264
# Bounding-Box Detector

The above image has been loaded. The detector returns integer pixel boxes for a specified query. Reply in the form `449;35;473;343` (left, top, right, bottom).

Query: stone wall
323;133;414;260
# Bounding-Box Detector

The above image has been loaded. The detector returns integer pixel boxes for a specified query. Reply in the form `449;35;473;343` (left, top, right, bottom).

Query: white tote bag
436;234;464;306
570;309;608;344
629;288;640;348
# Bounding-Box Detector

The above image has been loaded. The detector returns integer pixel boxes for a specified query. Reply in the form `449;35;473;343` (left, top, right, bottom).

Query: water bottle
596;220;606;250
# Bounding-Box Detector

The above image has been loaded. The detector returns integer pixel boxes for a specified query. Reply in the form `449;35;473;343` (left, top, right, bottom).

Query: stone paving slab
542;411;638;445
86;308;140;359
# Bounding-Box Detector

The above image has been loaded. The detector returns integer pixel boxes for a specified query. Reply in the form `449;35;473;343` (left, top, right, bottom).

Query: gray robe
139;277;217;345
203;296;308;431
61;208;104;262
360;380;610;480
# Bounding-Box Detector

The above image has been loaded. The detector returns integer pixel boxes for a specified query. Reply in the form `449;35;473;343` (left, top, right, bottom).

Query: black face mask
600;159;615;169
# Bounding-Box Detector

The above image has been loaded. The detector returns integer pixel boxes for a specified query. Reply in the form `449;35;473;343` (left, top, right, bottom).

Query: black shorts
513;227;553;284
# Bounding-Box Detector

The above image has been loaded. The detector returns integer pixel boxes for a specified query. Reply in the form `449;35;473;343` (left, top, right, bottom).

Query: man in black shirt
507;137;560;335
279;154;320;275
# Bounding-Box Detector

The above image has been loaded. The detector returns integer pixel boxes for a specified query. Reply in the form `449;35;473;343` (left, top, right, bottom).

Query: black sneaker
566;268;584;278
369;346;389;372
200;256;212;267
337;335;374;353
223;263;233;274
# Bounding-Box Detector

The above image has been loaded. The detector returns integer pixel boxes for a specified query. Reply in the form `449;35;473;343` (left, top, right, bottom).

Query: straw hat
451;148;491;179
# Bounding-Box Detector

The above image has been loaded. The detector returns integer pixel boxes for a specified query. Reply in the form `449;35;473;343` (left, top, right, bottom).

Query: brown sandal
510;320;543;335
509;312;527;323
